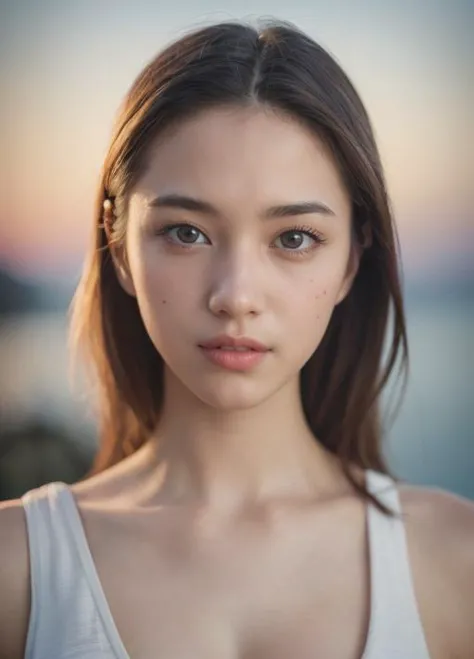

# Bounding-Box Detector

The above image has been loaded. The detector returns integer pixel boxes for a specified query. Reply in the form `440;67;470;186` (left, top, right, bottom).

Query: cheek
284;265;346;345
128;236;186;302
127;243;196;338
310;280;341;307
291;283;335;327
308;248;352;307
299;257;348;310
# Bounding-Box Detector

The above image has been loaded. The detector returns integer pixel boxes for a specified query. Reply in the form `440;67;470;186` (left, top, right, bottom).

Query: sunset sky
1;0;473;283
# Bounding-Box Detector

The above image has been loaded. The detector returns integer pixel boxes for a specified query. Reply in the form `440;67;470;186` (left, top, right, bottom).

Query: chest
82;502;371;659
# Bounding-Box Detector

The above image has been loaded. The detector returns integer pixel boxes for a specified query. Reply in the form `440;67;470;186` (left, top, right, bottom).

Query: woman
1;19;473;659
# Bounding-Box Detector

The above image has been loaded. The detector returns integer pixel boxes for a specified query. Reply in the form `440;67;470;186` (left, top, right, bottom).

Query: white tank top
20;469;432;658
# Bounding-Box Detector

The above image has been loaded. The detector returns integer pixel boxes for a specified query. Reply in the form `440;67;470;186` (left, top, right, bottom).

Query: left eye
275;230;316;250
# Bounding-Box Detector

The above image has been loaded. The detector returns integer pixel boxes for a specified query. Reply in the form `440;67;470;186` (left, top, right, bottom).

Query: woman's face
117;106;359;410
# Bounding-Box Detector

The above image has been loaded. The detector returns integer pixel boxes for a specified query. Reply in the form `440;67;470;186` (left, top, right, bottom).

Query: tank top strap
362;469;431;659
22;483;77;658
21;482;126;659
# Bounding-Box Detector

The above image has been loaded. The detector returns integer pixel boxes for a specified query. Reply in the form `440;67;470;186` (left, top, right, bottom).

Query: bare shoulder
399;482;474;567
0;498;31;659
398;483;474;659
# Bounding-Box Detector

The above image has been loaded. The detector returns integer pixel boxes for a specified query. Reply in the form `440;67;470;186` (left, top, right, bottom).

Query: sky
0;0;473;283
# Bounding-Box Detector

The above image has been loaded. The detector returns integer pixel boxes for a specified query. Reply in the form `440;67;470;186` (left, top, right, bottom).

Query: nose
207;248;264;320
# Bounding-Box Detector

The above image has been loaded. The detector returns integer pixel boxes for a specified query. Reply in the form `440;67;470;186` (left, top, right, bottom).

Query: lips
198;334;270;352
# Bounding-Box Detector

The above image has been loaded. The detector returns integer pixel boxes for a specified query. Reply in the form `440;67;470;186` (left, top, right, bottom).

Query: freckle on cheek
162;299;167;304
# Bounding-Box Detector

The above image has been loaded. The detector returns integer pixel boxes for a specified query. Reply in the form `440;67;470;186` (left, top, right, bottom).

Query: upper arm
0;499;31;659
400;485;474;659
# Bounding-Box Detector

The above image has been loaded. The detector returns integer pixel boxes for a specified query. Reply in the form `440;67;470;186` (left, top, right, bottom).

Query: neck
138;368;350;513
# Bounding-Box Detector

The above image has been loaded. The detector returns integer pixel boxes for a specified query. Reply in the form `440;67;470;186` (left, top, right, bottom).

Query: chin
192;379;275;412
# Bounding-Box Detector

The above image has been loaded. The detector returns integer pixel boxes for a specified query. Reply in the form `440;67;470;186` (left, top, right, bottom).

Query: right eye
155;223;210;247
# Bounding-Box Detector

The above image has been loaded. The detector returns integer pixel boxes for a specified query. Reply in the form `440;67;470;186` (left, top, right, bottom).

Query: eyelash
154;223;327;257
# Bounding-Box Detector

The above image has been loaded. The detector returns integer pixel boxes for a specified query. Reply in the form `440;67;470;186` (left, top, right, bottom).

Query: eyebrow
147;194;335;219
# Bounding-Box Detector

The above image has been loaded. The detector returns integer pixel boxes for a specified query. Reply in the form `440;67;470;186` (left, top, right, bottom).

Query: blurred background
0;0;472;501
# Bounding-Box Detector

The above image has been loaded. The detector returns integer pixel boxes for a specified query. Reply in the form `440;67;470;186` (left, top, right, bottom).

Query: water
0;295;473;499
384;294;474;497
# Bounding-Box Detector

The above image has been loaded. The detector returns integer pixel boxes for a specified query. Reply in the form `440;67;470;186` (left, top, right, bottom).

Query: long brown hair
70;19;409;515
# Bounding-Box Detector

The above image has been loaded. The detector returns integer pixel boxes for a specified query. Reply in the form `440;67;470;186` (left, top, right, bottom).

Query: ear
103;199;136;297
335;222;372;305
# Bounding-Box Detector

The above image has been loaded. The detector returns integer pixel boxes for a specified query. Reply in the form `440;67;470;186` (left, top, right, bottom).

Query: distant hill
404;273;474;309
0;268;40;313
0;267;74;314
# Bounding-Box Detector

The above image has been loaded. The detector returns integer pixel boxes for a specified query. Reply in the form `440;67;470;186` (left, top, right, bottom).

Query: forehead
132;106;350;218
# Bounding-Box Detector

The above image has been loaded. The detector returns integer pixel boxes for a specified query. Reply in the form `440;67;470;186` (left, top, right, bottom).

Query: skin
0;105;473;659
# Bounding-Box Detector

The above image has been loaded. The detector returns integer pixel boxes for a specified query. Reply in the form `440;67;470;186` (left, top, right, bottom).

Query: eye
155;223;209;247
273;226;327;255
